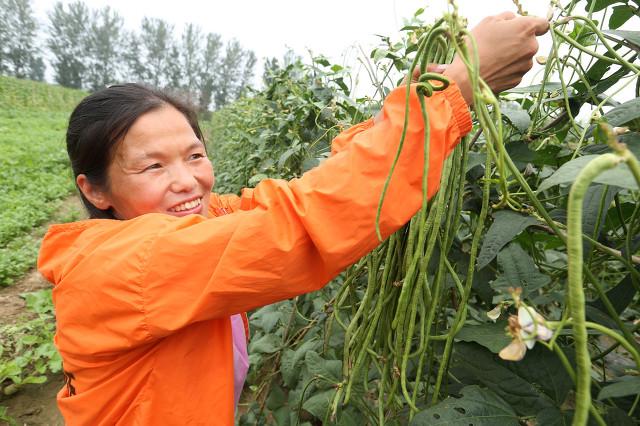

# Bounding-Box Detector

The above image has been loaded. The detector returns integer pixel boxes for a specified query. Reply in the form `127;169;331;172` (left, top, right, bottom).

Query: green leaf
538;155;640;192
249;304;283;333
602;407;637;425
302;388;335;420
20;375;47;385
581;184;620;257
569;22;597;46
506;140;536;165
305;351;341;382
335;407;361;426
585;305;621;330
494;243;550;297
465;152;486;172
20;334;38;345
608;6;635;29
248;333;280;354
505;82;562;94
604;30;640;47
585;0;625;12
248;173;268;187
281;338;321;387
372;48;389;62
536;407;572;426
602;97;640;128
501;102;531;133
277;147;297;168
589;266;640;314
597;377;640;399
477;211;539;269
410;385;519;425
455;321;511;354
0;405;17;426
266;384;287;411
452;343;572;416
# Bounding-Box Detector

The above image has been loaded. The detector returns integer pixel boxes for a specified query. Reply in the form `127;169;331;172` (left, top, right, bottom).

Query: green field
0;76;86;286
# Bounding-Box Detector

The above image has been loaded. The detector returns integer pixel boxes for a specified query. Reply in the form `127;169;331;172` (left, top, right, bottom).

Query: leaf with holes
410;385;519;425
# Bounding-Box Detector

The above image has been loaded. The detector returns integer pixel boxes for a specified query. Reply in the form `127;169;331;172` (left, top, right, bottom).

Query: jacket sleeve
329;119;374;156
39;83;471;352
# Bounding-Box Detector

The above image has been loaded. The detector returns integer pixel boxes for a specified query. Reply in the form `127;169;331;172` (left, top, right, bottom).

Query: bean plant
212;1;640;425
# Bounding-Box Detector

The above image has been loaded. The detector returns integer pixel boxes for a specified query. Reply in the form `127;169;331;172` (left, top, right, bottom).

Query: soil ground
1;374;64;426
0;270;64;426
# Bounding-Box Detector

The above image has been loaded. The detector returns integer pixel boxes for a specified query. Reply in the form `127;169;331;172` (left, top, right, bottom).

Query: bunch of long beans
326;2;640;425
326;9;503;424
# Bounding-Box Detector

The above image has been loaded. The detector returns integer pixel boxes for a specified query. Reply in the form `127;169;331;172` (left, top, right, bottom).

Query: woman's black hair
66;83;205;219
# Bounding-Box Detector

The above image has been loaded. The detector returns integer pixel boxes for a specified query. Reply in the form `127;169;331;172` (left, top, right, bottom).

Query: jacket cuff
442;81;473;137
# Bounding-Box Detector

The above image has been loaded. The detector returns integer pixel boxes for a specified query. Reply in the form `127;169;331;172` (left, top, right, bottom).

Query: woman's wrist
442;62;473;108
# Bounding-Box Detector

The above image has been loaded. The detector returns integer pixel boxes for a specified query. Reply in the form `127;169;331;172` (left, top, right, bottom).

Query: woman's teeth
170;198;201;212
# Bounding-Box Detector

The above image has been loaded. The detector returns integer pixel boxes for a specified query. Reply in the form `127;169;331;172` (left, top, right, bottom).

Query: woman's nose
169;164;198;193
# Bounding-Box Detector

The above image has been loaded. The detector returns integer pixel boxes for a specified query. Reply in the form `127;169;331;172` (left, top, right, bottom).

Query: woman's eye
190;153;206;160
144;163;162;171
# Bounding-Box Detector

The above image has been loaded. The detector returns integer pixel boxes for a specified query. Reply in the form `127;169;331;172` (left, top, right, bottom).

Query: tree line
0;0;257;111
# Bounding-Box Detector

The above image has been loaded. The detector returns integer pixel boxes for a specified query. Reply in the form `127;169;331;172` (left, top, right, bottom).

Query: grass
0;76;87;286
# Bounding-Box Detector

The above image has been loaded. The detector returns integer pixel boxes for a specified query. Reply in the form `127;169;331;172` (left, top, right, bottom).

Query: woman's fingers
530;16;551;35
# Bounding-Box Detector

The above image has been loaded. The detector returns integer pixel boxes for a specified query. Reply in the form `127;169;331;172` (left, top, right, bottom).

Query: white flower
518;306;553;348
499;305;553;361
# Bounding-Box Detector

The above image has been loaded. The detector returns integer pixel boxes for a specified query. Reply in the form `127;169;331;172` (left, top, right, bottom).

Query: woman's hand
411;12;549;107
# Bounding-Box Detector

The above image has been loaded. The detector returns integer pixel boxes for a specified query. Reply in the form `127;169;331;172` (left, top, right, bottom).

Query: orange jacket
38;83;471;425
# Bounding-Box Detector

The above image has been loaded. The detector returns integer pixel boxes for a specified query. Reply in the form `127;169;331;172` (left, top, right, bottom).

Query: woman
38;12;548;425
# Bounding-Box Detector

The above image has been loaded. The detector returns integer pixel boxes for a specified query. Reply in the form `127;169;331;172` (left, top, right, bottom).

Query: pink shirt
230;314;249;408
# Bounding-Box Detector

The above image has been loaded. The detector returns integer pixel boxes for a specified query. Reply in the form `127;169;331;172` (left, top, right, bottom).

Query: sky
30;0;553;91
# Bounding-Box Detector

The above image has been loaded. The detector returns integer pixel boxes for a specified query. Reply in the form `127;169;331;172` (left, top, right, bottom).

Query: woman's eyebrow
132;141;205;163
182;140;206;154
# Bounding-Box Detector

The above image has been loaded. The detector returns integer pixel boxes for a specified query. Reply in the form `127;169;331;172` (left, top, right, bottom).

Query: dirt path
1;374;65;426
0;270;64;425
0;195;85;425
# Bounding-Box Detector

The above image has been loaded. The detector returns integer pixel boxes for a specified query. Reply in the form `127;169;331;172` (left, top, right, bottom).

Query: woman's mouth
169;197;203;214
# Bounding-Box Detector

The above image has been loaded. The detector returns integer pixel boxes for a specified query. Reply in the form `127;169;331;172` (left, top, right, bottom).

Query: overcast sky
30;0;554;91
31;1;551;63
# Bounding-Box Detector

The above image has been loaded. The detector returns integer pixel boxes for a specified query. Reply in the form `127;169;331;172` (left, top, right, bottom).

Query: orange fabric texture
38;83;472;425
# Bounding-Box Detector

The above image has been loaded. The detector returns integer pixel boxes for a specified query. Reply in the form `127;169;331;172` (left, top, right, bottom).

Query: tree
121;31;146;83
85;6;124;91
180;23;203;99
213;40;245;109
165;42;184;91
139;17;173;88
47;1;91;89
0;0;10;74
197;32;222;112
0;0;43;80
236;50;257;98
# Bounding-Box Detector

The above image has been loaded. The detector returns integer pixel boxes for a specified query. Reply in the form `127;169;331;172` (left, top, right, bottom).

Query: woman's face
100;105;214;220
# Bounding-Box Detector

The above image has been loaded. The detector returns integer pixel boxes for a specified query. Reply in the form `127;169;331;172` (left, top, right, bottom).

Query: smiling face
94;105;214;220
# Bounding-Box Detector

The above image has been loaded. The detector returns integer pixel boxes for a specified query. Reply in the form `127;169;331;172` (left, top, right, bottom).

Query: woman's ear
76;174;111;210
